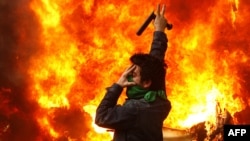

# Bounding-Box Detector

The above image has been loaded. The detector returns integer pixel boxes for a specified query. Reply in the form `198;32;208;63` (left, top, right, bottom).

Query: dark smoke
168;0;217;24
0;0;41;140
0;0;92;140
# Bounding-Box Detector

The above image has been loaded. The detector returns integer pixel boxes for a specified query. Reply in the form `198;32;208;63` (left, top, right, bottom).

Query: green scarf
126;76;166;102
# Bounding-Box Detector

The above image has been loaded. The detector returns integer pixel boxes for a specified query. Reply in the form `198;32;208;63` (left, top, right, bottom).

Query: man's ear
142;80;152;89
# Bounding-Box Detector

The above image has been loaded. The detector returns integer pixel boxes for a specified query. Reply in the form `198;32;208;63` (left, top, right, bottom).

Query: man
95;4;171;141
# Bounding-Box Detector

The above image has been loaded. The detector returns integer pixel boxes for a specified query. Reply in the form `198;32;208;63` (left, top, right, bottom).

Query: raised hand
154;4;168;32
116;65;136;88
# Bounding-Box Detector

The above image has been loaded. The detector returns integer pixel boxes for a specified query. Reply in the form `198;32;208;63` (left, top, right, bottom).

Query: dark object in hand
136;11;173;36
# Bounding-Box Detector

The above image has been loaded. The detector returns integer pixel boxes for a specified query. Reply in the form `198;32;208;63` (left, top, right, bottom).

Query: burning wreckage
162;103;233;141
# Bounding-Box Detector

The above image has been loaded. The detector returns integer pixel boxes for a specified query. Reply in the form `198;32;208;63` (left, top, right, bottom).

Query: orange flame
9;0;248;140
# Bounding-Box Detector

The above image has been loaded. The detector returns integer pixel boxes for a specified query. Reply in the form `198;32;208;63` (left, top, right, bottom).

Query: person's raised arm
149;4;168;61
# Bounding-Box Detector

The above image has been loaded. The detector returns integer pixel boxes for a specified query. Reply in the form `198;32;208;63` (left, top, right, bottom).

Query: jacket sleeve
149;31;168;61
95;83;137;130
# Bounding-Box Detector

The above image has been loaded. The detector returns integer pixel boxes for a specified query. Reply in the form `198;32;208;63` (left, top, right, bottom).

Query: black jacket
95;31;171;141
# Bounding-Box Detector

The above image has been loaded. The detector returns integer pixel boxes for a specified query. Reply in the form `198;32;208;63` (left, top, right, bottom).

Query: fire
37;117;59;138
0;0;250;140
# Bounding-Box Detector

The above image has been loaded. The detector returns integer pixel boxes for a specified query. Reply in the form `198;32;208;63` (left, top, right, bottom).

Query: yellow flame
27;0;248;140
37;117;59;138
30;0;60;27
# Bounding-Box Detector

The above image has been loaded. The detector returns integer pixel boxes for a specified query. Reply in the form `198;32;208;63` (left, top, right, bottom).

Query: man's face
129;64;151;89
131;65;142;86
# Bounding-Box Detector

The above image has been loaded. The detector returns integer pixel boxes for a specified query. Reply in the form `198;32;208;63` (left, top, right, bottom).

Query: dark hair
130;53;167;91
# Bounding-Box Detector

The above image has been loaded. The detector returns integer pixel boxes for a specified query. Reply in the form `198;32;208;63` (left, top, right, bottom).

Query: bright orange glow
0;0;245;140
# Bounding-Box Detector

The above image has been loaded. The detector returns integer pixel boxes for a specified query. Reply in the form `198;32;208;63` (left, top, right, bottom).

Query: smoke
168;0;217;24
0;1;93;140
0;0;41;140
